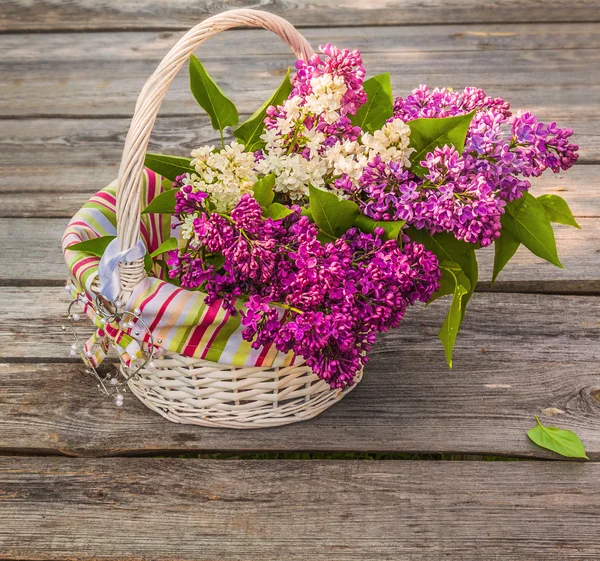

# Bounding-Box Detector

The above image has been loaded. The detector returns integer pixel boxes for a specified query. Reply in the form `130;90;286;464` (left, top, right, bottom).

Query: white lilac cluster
255;95;330;199
362;118;414;167
188;141;257;212
182;42;412;209
303;73;347;124
255;72;413;200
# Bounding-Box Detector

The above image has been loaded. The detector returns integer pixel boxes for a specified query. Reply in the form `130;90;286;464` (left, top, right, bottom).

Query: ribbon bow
97;237;146;302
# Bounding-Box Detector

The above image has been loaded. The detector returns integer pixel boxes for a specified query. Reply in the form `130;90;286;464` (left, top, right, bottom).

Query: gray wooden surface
1;458;600;561
1;2;599;559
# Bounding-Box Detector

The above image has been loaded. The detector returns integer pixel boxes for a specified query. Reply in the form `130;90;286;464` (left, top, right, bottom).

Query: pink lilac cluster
358;85;579;246
167;194;440;388
291;43;367;115
264;43;366;149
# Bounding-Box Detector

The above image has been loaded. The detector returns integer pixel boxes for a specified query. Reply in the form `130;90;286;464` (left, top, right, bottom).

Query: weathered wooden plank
2;36;598;117
2;0;600;31
1;289;599;458
1;218;597;291
0;459;599;561
0;114;596;202
4;24;600;62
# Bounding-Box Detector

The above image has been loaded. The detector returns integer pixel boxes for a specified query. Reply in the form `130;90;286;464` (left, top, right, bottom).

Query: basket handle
113;9;314;297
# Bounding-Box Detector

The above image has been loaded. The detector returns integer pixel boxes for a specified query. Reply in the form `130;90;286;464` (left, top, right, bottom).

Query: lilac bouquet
141;44;579;388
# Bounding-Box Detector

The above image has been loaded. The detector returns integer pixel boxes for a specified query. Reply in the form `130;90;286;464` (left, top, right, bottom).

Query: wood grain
1;458;599;560
2;30;599;118
2;217;597;291
3;24;599;62
2;0;600;31
1;289;599;458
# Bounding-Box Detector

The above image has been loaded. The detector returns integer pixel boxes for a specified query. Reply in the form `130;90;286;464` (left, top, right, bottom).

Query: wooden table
1;2;600;559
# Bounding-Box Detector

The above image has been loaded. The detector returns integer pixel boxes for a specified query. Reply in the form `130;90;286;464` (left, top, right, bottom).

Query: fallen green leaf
527;416;589;459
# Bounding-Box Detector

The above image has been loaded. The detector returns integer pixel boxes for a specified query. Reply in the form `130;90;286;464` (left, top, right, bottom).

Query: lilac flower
291;43;367;116
169;194;440;388
358;149;504;247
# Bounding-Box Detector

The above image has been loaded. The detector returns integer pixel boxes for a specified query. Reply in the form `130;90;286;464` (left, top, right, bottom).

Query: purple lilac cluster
359;85;579;246
168;194;440;388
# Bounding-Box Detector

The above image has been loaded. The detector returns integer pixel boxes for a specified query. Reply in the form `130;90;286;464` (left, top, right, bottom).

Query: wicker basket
73;9;362;428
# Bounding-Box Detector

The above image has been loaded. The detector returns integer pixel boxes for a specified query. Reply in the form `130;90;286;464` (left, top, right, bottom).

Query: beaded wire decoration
62;282;159;407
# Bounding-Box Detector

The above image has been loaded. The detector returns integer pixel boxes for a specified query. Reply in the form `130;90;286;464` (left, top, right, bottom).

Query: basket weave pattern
84;9;362;428
126;355;362;428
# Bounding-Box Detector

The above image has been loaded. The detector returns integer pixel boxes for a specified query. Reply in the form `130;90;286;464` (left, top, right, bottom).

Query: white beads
71;313;80;322
110;377;118;386
69;349;77;357
114;394;124;407
134;308;141;316
71;343;78;350
64;284;71;292
149;361;156;369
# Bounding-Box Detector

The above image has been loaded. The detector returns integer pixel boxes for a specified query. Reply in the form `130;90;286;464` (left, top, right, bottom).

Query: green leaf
538;194;580;229
350;73;394;133
149;237;178;259
308;184;359;239
491;228;520;286
141;188;178;215
408;111;476;176
234;68;292;152
252;174;276;208
153;258;172;280
206;253;225;271
144;253;154;273
301;207;314;220
67;235;116;257
189;54;239;133
317;231;336;244
355;214;405;241
407;228;477;318
144;153;193;181
429;261;469;303
264;202;294;220
504;192;563;268
527;417;589;459
437;265;470;369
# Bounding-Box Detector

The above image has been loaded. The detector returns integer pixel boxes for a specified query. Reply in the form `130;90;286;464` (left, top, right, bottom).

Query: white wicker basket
86;9;362;428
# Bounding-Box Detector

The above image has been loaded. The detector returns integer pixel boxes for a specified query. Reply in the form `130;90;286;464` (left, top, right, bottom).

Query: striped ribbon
62;169;298;369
